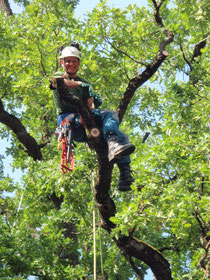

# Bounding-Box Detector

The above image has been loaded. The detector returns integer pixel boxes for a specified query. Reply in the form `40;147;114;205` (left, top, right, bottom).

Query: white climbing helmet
60;46;81;60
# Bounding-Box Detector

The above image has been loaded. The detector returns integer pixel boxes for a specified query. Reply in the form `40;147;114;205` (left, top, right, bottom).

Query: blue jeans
57;110;131;166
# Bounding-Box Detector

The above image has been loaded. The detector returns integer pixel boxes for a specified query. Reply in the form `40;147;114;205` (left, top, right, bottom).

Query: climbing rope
60;137;74;173
93;204;96;280
13;191;24;227
98;210;104;277
169;36;209;61
91;170;104;280
91;171;97;280
57;116;75;174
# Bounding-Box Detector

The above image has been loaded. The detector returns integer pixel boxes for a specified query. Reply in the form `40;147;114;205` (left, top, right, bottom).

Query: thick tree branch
55;78;116;231
191;36;208;62
152;0;165;28
193;208;210;279
117;29;173;122
38;140;50;149
115;236;173;280
56;78;173;280
0;99;42;160
0;0;13;16
54;3;174;275
116;0;173;123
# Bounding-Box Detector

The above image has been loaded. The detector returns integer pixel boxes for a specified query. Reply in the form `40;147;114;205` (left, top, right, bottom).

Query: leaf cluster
0;0;209;279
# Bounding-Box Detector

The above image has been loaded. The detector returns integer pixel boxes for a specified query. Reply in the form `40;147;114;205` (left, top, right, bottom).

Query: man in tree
51;42;135;191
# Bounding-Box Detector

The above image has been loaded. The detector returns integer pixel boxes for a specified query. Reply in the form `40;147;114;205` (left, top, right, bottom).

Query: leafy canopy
0;0;209;279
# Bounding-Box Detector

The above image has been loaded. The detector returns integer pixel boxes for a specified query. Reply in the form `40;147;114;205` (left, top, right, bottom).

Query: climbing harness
58;114;75;174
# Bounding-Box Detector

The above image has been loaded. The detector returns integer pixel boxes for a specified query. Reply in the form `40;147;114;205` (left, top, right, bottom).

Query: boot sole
118;178;134;191
109;144;135;163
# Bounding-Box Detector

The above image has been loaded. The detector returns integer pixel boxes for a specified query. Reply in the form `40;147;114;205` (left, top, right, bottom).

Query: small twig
159;246;179;253
30;37;48;77
104;36;147;66
168;61;189;76
123;254;144;279
193;208;208;235
179;42;192;71
142;132;150;143
187;98;203;108
38;140;50;149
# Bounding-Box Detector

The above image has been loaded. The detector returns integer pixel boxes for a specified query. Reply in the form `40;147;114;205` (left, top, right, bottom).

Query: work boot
108;136;135;163
118;165;135;191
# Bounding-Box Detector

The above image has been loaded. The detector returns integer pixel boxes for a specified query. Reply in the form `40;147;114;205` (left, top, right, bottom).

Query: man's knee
100;109;119;122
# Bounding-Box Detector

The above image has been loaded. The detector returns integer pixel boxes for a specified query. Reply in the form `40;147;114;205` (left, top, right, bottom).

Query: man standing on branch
50;42;135;191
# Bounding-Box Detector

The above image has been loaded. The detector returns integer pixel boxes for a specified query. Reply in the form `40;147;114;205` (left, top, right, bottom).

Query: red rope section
60;138;75;174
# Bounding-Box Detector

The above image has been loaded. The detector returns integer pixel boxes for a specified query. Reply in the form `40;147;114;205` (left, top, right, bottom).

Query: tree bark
0;99;42;161
55;77;173;280
0;0;13;16
117;30;174;123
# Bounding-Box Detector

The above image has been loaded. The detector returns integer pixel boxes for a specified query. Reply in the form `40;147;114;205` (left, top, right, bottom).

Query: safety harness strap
60;138;75;174
59;114;76;174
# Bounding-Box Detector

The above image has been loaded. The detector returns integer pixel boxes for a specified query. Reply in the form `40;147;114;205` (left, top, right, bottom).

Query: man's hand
80;83;94;96
87;97;95;110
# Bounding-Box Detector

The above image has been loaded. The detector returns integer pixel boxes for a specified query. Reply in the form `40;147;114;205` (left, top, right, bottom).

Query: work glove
80;83;94;97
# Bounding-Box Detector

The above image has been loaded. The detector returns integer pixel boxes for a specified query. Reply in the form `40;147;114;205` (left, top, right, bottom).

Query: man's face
61;56;80;76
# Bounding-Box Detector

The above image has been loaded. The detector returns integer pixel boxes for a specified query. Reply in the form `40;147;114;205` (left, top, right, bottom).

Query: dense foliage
0;0;209;279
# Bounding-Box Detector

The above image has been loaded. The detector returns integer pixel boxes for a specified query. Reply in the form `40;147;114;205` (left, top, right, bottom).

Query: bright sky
75;0;148;17
10;0;149;15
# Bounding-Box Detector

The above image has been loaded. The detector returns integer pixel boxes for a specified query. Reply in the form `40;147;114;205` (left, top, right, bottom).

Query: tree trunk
0;0;13;16
56;78;173;280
